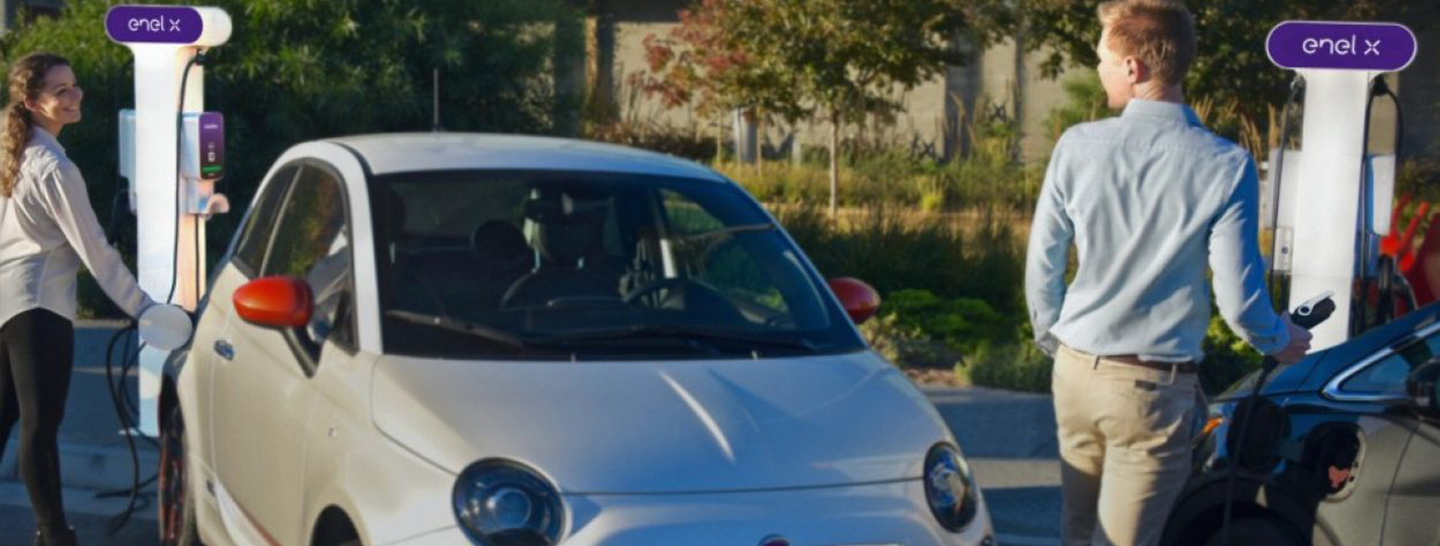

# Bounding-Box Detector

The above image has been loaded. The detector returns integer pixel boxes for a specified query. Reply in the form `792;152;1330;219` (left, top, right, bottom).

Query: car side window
262;164;356;355
1340;331;1440;397
231;166;299;276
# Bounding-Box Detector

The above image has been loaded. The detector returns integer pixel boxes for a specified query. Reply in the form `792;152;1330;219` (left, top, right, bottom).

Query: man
1024;1;1312;545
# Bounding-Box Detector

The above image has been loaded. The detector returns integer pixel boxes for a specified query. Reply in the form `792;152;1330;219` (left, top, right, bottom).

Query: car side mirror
1406;360;1440;418
828;277;881;325
233;276;314;329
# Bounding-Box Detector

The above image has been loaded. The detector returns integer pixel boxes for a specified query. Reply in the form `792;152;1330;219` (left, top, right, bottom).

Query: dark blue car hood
1215;303;1440;400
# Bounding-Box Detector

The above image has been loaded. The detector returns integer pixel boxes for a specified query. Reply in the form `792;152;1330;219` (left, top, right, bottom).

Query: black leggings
0;308;74;530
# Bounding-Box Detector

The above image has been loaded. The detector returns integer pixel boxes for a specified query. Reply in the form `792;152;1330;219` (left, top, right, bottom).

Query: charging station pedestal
1266;21;1416;351
106;5;231;437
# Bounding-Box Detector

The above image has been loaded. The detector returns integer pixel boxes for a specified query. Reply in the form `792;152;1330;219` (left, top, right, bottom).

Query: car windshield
372;170;865;360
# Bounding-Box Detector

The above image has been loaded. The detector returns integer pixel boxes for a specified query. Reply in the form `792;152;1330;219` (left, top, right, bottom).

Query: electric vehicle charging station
1264;21;1417;351
106;5;231;437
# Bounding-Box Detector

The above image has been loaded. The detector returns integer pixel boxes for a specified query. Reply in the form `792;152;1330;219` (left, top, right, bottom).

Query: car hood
370;351;951;494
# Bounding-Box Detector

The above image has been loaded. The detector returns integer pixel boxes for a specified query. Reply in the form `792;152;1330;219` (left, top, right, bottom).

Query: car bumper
388;479;993;546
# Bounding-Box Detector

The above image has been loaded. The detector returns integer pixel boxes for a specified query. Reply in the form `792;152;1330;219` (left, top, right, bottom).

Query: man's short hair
1098;0;1196;87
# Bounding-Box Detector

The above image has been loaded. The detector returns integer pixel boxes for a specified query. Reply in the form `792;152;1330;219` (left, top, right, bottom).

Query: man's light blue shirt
1025;99;1289;362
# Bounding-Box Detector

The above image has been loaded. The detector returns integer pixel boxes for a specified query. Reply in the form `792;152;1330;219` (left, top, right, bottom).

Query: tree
639;0;1013;215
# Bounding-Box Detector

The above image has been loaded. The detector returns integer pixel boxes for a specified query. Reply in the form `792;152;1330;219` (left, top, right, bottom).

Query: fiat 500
159;134;994;546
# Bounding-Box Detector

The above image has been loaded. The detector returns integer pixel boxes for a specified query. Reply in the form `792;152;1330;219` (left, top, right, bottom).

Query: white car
160;133;994;546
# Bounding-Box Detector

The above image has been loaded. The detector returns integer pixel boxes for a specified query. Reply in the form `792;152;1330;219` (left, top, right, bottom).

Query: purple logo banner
1267;21;1416;71
106;5;203;44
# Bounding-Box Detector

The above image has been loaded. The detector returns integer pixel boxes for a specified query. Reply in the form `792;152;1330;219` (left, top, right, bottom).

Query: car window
263;164;356;354
231;166;298;276
375;170;863;360
1340;331;1440;397
661;189;792;317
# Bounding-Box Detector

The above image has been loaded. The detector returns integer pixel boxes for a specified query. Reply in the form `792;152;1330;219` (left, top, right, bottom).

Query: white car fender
302;350;458;545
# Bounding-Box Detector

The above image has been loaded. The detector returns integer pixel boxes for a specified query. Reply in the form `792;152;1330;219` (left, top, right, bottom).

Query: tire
160;405;204;546
1204;516;1305;546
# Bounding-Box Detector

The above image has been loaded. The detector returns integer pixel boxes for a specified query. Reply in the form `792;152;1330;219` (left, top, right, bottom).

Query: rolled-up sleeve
37;162;156;319
1025;142;1074;356
1207;156;1288;354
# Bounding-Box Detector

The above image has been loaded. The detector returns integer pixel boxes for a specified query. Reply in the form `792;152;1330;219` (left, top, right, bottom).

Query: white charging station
106;5;231;437
1265;21;1417;351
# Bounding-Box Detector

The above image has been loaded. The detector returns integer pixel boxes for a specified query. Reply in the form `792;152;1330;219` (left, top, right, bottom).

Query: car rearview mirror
233;276;314;329
828;277;881;325
1407;360;1440;417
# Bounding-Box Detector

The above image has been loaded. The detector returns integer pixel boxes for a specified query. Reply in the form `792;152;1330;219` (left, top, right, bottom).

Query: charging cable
1218;292;1335;546
1369;77;1410;326
1266;76;1305;301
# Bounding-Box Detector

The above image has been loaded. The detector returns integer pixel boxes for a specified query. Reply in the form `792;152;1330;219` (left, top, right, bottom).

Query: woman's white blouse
0;127;154;328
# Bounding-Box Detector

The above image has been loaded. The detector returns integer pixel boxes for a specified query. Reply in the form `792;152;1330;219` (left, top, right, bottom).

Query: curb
0;439;158;493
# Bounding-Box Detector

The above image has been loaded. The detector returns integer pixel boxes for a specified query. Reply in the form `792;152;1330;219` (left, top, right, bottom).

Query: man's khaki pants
1052;345;1207;546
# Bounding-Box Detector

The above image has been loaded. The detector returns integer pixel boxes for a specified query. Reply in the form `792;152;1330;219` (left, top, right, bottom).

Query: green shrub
860;313;962;370
879;289;1010;356
963;340;1054;394
771;203;1026;319
1200;314;1264;395
716;150;1039;212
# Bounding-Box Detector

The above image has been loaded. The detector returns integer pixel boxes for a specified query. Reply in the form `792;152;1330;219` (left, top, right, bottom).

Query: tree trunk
715;115;724;162
755;113;765;176
829;110;841;217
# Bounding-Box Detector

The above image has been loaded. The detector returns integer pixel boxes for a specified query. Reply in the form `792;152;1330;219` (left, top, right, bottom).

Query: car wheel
160;405;203;546
1204;516;1305;546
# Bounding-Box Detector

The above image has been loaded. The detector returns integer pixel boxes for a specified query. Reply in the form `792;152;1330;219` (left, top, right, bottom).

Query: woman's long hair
0;52;70;198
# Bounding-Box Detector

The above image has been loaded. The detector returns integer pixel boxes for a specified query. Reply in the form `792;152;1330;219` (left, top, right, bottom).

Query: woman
0;52;156;545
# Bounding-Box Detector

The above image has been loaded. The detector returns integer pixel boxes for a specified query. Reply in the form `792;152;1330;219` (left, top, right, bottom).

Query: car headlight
924;443;979;532
453;460;565;546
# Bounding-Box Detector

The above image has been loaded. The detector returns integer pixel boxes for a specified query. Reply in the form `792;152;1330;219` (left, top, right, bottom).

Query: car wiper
385;310;528;349
531;325;817;354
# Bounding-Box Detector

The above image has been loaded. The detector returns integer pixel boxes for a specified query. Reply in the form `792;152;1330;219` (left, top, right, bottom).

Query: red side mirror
233;276;314;329
828;277;881;325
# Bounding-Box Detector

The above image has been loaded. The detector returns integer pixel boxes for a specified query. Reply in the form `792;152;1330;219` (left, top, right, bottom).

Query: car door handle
213;339;235;361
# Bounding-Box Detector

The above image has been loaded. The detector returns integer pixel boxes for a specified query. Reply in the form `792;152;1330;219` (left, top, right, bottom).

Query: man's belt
1102;354;1198;374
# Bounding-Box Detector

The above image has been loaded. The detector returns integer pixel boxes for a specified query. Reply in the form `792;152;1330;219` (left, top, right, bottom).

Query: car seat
501;189;621;308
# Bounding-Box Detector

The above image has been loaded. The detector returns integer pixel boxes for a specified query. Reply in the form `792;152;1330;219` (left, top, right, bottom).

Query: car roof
323;133;726;181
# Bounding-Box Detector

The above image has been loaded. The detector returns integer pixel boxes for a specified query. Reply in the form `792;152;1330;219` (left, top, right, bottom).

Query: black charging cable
1370;77;1408;325
1266;76;1305;303
1218;294;1335;546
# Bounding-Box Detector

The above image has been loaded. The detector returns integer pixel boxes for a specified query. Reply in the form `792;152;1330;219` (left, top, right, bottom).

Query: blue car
1163;304;1440;546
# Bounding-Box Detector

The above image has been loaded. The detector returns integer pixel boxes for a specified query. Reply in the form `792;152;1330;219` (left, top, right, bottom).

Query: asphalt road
0;482;155;544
